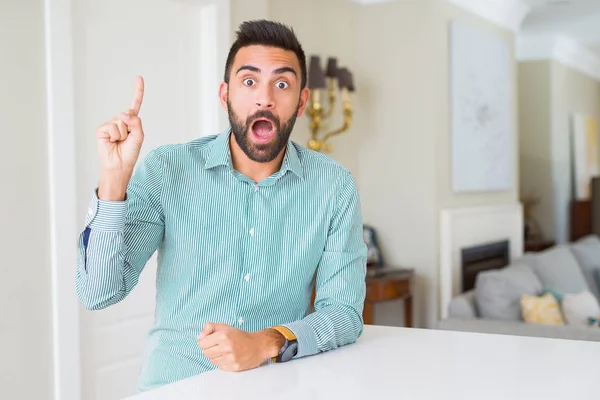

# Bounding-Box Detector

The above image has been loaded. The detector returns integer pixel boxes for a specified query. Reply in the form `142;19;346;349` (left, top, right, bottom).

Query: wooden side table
310;267;415;328
364;268;414;327
524;239;555;253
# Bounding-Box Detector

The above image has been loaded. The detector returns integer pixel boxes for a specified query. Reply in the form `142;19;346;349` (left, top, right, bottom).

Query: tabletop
124;324;600;399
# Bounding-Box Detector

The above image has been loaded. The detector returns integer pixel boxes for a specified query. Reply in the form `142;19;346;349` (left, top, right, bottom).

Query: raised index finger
130;76;144;115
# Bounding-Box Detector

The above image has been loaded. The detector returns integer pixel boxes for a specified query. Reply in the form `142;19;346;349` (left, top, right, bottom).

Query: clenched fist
96;76;145;201
197;323;285;372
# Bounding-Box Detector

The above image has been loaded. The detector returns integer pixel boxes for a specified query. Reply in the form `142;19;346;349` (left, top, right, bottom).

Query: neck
229;133;286;183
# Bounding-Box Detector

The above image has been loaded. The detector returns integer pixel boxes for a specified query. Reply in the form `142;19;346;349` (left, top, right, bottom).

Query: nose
255;85;274;109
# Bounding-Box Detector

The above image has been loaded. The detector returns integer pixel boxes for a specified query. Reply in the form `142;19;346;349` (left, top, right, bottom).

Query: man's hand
96;76;146;201
197;323;285;372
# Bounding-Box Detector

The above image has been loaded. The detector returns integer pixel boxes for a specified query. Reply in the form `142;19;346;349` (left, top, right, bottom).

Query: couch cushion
562;290;600;326
448;290;477;319
437;317;600;342
527;245;589;295
475;262;543;321
569;235;600;300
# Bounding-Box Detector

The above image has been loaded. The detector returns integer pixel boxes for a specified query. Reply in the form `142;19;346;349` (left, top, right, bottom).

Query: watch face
280;341;298;362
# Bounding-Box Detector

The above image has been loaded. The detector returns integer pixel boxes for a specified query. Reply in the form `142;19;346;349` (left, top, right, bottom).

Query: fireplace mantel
439;203;523;319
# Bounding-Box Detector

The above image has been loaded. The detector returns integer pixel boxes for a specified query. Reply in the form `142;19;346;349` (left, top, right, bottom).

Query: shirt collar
204;127;304;180
279;140;304;180
204;127;233;170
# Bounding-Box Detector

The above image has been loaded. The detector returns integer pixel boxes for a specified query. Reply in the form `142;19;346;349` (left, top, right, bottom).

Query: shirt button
238;317;244;325
254;185;258;192
244;273;250;281
249;227;254;236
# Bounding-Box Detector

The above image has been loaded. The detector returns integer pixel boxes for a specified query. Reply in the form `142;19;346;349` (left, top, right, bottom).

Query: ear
219;82;229;112
296;87;310;117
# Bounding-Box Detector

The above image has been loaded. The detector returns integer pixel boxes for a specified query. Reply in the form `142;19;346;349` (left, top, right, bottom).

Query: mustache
246;110;280;127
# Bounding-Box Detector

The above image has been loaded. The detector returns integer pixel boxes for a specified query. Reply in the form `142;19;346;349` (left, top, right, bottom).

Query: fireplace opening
461;239;510;292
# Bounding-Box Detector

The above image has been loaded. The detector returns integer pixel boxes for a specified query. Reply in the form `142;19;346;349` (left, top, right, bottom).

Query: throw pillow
475;262;542;321
520;292;565;325
527;246;589;294
569;236;600;299
542;288;563;304
562;290;600;326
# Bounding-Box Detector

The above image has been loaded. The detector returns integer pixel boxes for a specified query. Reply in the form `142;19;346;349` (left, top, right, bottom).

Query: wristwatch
270;326;298;363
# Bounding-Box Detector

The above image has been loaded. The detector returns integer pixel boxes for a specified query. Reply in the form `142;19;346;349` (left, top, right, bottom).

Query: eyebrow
236;65;297;77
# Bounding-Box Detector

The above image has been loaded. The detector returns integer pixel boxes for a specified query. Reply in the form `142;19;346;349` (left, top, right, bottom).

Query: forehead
232;45;300;74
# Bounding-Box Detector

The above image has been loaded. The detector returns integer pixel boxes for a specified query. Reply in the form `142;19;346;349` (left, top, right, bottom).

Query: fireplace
461;239;510;292
439;203;523;319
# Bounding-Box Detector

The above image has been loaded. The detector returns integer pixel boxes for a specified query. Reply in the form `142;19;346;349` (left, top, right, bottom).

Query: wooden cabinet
311;268;415;327
524;240;555;253
364;269;414;327
570;199;591;241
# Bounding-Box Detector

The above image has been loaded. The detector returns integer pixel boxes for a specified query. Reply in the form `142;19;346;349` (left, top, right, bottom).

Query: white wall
230;0;269;35
433;0;519;210
518;61;554;239
550;62;600;243
268;0;359;177
353;0;520;327
354;0;437;328
518;60;600;243
230;0;521;328
0;0;54;398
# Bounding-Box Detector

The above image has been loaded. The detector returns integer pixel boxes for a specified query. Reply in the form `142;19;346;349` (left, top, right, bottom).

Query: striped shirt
76;128;367;392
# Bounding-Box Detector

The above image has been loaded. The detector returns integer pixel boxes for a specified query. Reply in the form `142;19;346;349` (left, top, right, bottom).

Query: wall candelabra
306;55;355;153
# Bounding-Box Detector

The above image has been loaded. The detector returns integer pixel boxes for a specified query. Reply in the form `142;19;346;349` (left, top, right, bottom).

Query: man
77;19;367;392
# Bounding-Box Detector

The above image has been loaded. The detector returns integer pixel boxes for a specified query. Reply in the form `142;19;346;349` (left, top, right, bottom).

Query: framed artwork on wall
449;20;513;193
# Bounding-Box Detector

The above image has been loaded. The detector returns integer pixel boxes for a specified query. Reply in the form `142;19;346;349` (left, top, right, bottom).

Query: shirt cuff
86;189;128;232
281;320;318;358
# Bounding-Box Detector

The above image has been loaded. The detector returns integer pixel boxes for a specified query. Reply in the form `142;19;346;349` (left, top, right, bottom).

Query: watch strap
270;325;297;363
271;325;296;342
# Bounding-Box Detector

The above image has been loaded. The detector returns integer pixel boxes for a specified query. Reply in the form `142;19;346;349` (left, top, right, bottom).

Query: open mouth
250;118;274;144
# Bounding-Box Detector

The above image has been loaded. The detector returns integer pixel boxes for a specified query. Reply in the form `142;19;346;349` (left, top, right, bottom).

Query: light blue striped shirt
76;128;367;391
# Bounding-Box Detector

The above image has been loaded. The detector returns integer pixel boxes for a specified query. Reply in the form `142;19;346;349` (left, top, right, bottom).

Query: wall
269;0;359;176
550;61;600;244
232;0;414;325
518;60;600;244
433;1;519;210
230;0;359;176
518;61;554;239
355;0;520;327
230;0;269;38
231;1;521;327
354;0;437;328
0;0;54;399
233;0;431;326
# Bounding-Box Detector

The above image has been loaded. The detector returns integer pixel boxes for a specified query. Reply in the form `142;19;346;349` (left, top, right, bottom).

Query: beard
227;98;299;163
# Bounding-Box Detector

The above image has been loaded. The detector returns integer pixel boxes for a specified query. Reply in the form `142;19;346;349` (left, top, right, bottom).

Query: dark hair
224;20;307;89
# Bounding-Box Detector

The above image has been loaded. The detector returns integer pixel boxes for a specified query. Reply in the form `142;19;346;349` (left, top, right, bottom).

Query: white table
124;325;600;399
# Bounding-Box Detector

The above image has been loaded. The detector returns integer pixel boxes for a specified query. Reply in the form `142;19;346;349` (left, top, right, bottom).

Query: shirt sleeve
282;170;367;358
76;150;166;310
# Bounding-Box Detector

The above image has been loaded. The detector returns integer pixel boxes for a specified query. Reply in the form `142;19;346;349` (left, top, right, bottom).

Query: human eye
243;78;256;86
275;80;289;89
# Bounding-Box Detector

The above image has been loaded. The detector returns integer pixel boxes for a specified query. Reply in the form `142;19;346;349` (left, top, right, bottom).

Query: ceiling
521;0;600;55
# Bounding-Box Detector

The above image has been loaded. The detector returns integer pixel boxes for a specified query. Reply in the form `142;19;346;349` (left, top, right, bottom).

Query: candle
308;55;326;89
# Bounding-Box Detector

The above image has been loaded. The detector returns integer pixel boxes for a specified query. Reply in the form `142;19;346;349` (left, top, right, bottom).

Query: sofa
436;234;600;342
